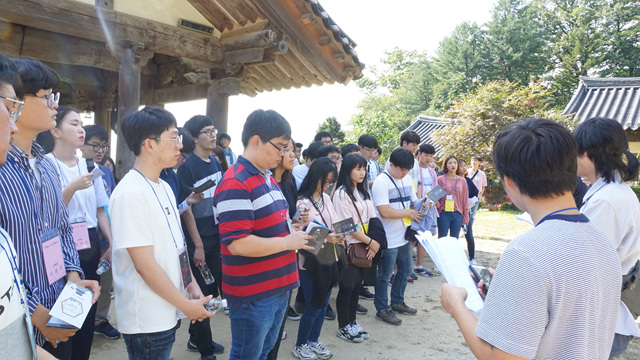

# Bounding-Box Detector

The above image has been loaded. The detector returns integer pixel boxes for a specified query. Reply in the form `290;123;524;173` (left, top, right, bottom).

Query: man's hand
66;271;101;303
186;191;204;206
31;305;78;347
193;246;205;268
470;267;495;300
284;231;314;251
99;246;112;263
440;283;468;316
407;208;424;221
326;233;345;244
186;281;205;300
178;295;215;324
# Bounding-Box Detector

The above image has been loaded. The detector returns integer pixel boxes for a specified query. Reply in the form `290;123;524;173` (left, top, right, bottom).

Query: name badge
40;229;66;285
445;195;455;212
178;246;192;290
402;208;413;227
287;217;294;234
71;222;91;250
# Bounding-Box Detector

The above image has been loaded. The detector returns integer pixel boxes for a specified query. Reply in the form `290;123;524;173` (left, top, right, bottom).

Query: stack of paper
416;232;484;312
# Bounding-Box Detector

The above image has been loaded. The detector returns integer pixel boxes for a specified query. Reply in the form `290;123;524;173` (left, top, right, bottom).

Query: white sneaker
308;342;332;359
293;344;317;360
469;259;478;265
336;324;363;343
351;321;369;340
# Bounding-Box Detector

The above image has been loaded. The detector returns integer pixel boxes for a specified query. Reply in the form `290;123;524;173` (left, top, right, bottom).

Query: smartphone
469;264;493;293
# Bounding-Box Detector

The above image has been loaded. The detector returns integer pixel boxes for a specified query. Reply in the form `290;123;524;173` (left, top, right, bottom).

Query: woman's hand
67;173;93;192
366;238;380;253
326;233;345;244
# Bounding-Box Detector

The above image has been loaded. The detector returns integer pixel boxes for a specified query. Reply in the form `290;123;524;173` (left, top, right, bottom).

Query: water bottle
293;199;309;220
198;263;215;285
96;259;110;275
204;298;228;313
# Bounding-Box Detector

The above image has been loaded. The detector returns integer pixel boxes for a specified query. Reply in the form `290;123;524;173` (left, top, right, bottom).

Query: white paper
47;281;94;329
416;232;484;312
91;167;105;181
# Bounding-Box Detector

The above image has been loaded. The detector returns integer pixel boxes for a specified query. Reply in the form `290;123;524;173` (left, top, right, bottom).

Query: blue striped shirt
0;142;82;345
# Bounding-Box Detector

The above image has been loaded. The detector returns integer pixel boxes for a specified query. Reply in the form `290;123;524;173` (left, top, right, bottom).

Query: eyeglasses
28;92;60;108
329;155;341;162
361;146;375;153
199;129;218;137
0;95;24;123
153;135;183;147
85;143;109;153
268;140;290;155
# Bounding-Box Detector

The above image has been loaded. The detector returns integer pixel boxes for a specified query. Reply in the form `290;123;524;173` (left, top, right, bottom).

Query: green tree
316;116;346;145
345;110;400;162
601;0;640;77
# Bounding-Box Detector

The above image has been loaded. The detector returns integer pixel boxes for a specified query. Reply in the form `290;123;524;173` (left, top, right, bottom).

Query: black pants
187;239;223;356
71;228;101;360
336;261;364;328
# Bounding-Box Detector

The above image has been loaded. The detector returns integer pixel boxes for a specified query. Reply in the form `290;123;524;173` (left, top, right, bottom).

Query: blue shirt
98;164;116;197
0;143;82;345
160;168;180;203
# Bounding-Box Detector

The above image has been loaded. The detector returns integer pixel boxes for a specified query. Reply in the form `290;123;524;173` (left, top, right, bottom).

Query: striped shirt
214;156;298;305
476;214;620;359
0;143;82;345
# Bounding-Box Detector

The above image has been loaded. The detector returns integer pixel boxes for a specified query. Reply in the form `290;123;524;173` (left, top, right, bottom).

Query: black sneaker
409;272;418;281
356;303;368;315
359;287;375;300
187;340;225;354
391;301;417;315
324;304;336;320
287;306;301;321
375;308;402;326
94;321;121;339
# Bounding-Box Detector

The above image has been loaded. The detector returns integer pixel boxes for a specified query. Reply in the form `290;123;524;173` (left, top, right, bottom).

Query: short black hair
179;127;195;154
11;57;60;96
376;146;382;155
574;117;639;183
122;106;177;156
472;156;483;162
389;148;414;170
84;124;109;143
418;144;436;155
302;149;308;159
184;115;214;138
358;134;378;149
493;118;577;199
295;142;304;149
314;131;333;142
340;143;360;159
218;133;231;142
241;109;291;147
306;141;324;161
0;52;23;99
400;130;420;146
318;144;340;158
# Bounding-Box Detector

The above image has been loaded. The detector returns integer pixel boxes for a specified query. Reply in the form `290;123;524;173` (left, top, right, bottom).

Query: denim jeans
296;269;331;346
437;211;463;238
122;321;179;360
229;290;289;360
464;203;479;259
374;241;413;312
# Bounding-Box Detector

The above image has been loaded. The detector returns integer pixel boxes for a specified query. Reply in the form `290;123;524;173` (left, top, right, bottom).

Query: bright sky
163;0;499;156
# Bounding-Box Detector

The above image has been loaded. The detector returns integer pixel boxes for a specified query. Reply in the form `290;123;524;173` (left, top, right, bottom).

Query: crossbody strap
384;172;406;208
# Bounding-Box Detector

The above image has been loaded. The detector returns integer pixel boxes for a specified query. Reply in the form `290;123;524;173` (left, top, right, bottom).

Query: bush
632;186;640;202
500;202;519;212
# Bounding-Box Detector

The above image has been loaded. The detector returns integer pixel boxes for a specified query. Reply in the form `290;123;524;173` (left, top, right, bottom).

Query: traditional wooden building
0;0;364;173
406;115;451;155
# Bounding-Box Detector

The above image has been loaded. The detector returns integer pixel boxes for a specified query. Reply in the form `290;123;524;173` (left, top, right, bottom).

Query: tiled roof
407;115;452;155
563;77;640;130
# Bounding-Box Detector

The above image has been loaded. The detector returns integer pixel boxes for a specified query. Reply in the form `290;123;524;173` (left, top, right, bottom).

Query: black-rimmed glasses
85;143;109;153
199;129;218;137
0;95;24;123
268;140;290;155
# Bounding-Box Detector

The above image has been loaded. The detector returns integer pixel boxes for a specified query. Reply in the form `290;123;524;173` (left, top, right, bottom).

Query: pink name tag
42;235;66;285
71;222;91;250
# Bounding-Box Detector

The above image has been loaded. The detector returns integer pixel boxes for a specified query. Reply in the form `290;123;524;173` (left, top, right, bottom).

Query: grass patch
473;210;531;242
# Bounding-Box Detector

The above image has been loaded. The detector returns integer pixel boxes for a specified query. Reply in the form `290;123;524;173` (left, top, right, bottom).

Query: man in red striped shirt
214;109;313;360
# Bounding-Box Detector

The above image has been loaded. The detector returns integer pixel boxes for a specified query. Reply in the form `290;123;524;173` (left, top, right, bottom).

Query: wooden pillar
206;77;241;135
113;43;153;177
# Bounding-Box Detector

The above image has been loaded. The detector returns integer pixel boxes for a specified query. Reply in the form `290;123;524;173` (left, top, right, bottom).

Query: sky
161;0;499;156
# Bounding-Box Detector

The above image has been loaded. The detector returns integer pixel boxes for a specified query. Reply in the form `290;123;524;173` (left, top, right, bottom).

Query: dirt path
90;211;640;359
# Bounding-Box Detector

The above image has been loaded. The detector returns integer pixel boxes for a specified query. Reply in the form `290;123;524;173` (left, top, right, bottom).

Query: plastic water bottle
96;259;110;275
293;199;309;220
204;298;228;313
198;263;215;285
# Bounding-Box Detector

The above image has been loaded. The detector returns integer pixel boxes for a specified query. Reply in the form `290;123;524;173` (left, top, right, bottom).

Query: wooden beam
219;19;270;38
142;83;210;104
0;0;223;64
253;0;347;84
317;36;331;46
223;48;264;64
187;0;235;32
220;29;277;51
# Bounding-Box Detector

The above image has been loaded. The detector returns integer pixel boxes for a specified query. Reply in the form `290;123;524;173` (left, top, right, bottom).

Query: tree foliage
316;116;346;145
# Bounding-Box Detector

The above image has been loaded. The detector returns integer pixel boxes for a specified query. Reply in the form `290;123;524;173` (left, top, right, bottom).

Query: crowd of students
0;52;639;360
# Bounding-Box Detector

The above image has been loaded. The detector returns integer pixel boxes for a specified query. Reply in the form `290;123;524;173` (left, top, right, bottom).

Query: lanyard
7;157;59;232
445;175;459;195
537;207;579;226
259;173;289;221
384;172;407;208
133;168;184;249
0;232;26;308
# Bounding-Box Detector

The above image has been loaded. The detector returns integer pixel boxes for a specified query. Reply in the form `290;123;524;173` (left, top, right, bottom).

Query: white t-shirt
581;175;640;337
0;229;35;360
47;154;109;228
110;171;185;334
477;216;620;359
372;171;417;249
418;166;436;196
